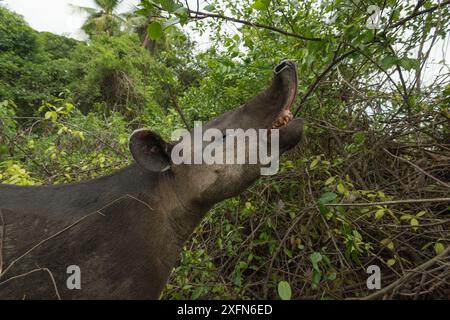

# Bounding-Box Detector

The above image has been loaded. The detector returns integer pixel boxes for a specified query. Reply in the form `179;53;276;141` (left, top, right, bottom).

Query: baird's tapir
0;60;303;299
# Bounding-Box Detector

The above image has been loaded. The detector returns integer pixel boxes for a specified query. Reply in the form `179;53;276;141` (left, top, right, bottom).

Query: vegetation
1;0;449;299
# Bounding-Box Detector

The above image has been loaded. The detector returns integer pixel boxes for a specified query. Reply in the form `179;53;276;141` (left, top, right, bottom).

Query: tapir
0;60;303;299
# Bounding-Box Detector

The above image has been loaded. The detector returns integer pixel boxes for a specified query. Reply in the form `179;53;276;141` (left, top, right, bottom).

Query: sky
1;0;209;41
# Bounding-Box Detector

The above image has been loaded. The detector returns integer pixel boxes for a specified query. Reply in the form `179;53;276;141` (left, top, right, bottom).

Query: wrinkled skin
0;60;303;299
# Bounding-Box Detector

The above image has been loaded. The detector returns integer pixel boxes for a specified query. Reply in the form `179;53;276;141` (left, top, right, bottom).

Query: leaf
319;192;337;204
44;111;57;122
277;281;292;300
387;258;396;267
375;208;385;220
203;4;215;12
191;287;204;300
380;238;394;250
410;218;419;227
251;1;268;10
434;242;444;255
310;252;322;271
311;270;322;288
147;21;163;40
174;6;188;15
398;57;419;71
380;55;398;70
325;176;335;186
353;132;365;144
318;202;330;215
337;182;345;194
309;158;319;170
416;211;426;217
159;0;175;12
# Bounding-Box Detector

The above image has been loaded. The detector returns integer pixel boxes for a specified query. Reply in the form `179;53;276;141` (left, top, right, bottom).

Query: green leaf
318;202;330;215
311;270;321;288
381;238;394;250
416;210;426;217
203;4;215;12
310;252;322;271
353;132;365;144
434;242;444;255
174;6;188;16
159;0;175;12
398;58;419;71
319;192;337;204
337;182;345;194
251;1;268;10
147;21;163;40
375;208;385;220
44;111;57;122
191;286;204;299
277;281;292;300
387;258;396;267
325;176;335;186
310;158;319;170
380;55;397;70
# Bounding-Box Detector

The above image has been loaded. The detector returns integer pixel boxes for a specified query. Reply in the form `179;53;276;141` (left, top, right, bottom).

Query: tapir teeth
271;109;293;129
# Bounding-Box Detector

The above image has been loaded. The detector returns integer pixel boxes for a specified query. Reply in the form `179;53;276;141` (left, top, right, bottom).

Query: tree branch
185;8;322;42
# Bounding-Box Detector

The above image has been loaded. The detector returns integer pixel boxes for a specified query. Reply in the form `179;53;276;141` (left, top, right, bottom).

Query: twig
188;9;321;41
0;211;99;280
325;197;450;207
0;267;61;300
169;92;191;130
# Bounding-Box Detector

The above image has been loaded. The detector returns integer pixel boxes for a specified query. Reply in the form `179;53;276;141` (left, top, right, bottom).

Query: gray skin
0;60;303;299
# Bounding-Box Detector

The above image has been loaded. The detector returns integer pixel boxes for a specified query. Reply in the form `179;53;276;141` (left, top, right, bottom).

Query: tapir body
0;61;303;299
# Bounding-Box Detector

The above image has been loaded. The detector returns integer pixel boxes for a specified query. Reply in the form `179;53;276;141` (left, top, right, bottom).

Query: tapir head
129;60;303;206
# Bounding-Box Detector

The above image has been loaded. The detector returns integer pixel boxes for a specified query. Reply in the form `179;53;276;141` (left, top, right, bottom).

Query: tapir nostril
273;60;295;75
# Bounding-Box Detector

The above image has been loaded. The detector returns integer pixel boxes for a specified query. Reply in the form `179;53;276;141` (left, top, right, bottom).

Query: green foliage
0;7;37;58
147;21;163;40
0;7;78;115
277;281;292;300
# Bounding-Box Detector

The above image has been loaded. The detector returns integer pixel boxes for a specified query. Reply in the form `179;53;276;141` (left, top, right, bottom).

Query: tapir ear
129;129;172;172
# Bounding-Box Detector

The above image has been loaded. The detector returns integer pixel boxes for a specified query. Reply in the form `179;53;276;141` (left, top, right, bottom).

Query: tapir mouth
270;60;297;129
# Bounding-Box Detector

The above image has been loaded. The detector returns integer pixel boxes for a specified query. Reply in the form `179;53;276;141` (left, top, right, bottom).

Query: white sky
1;0;210;41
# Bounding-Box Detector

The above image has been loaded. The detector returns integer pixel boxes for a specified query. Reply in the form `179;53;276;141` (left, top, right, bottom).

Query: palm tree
121;5;161;55
70;0;124;37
